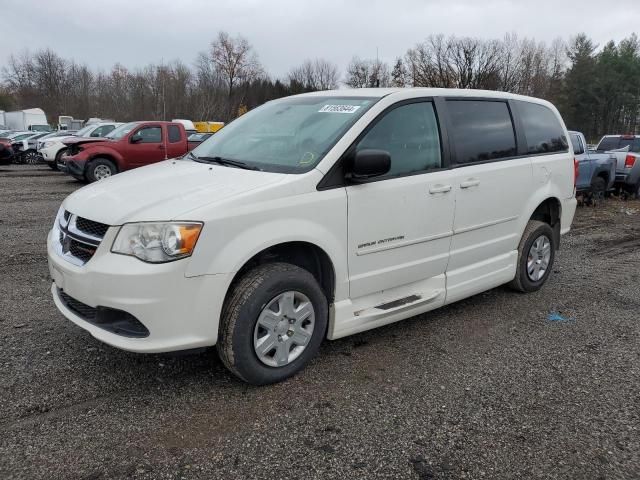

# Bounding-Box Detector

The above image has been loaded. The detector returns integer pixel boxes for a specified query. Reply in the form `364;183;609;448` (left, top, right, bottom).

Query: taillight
574;157;579;187
625;154;636;168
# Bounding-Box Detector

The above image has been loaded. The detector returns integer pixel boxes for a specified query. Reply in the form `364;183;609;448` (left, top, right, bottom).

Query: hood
63;137;108;147
63;159;288;225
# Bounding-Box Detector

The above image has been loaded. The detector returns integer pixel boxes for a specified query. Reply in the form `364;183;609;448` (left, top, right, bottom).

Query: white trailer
5;108;50;132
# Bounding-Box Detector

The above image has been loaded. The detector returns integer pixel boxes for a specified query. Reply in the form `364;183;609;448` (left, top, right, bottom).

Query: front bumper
47;227;231;353
62;157;86;178
40;145;61;162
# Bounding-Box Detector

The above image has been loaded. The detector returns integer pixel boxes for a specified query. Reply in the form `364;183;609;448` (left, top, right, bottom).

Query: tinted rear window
447;100;516;164
517;101;568;154
596;136;640;152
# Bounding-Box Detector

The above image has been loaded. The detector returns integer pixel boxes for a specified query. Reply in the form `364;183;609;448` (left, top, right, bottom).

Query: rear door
443;98;533;303
166;124;186;158
127;124;166;168
346;100;455;304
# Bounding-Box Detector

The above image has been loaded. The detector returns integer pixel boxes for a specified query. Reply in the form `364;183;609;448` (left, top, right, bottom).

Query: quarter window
447;100;516;164
356;102;442;176
517;101;568;154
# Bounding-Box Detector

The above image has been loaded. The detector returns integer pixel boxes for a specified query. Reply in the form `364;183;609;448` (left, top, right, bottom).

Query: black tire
86;157;117;182
46;161;58;170
22;150;39;165
509;220;556;293
217;262;328;385
634;182;640;199
53;148;68;170
591;176;606;206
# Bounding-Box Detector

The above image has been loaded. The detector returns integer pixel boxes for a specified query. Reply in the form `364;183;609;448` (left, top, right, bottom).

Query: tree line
1;31;638;141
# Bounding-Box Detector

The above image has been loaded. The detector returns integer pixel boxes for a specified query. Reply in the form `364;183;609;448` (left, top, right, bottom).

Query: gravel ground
1;164;639;480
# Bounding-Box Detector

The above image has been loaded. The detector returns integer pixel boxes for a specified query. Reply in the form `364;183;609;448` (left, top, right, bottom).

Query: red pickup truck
62;121;203;182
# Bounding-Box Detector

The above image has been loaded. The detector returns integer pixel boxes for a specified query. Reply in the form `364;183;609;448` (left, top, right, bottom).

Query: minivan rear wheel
509;220;555;293
217;262;328;385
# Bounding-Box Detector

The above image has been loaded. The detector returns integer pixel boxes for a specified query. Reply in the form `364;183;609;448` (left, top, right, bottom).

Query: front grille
56;211;110;266
57;289;149;338
76;217;109;238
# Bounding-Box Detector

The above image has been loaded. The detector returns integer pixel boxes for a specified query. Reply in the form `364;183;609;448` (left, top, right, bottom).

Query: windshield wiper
192;154;261;171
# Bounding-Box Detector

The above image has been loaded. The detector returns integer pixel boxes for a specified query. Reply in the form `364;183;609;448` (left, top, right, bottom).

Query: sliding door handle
429;184;452;194
460;178;480;189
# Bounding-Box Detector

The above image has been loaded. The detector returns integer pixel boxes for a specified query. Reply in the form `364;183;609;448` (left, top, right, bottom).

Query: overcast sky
1;0;639;79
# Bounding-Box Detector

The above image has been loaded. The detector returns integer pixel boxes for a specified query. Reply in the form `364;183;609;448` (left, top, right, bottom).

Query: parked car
40;122;122;170
11;131;51;164
48;88;577;385
62;121;192;182
569;131;616;203
187;132;213;149
594;134;640;197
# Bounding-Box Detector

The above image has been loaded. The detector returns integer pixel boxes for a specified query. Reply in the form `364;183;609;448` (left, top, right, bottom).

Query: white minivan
48;88;577;384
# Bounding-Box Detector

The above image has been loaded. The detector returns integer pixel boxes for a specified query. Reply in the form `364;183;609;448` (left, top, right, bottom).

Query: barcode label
318;105;361;113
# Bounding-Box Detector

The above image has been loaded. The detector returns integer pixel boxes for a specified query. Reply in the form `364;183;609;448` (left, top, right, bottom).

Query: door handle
428;184;452;194
460;178;480;189
158;145;165;149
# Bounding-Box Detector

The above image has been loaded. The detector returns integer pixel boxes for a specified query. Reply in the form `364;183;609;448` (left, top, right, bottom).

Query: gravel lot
1;164;639;480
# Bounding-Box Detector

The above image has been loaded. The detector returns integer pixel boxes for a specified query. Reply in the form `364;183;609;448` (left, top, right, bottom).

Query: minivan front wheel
217;262;328;385
509;220;555;293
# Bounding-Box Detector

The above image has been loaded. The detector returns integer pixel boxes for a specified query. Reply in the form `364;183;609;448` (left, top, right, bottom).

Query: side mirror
574;144;584;155
130;133;143;144
347;149;391;183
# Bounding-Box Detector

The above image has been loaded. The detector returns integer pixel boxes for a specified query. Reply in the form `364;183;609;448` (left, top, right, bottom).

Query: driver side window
357;102;442;177
133;126;162;143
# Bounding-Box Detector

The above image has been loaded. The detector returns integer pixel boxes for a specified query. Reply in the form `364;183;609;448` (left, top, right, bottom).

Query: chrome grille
54;211;109;266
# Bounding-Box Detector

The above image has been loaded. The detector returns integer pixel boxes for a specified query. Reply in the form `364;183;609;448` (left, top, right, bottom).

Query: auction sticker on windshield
318;105;361;113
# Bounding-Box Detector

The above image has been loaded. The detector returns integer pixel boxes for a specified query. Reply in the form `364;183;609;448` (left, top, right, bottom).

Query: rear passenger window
447;100;516;164
357;101;442;176
168;125;181;143
517;101;568;154
596;137;620;152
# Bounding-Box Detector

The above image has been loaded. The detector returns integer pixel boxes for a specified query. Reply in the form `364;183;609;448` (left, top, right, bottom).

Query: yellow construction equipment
194;121;225;133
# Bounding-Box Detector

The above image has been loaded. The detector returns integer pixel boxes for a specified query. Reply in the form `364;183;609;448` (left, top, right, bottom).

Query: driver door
346;100;455;304
127;125;166;168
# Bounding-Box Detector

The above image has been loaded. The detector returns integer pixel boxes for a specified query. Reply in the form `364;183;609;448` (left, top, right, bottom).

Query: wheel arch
528;196;562;248
86;150;122;172
224;241;336;306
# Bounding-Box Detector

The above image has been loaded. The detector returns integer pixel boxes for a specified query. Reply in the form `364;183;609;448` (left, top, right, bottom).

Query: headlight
43;141;55;148
111;222;203;263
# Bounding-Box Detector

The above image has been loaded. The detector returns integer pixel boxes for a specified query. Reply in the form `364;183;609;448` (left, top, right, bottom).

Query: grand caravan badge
358;235;405;250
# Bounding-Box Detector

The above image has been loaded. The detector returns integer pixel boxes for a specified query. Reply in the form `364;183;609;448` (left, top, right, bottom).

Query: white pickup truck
594;135;640;197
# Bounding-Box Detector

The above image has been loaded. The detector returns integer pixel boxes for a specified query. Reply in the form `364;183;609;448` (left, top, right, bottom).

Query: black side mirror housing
347;149;391;183
130;134;142;144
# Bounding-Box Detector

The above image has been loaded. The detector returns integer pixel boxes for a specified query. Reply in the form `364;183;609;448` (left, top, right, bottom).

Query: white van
48;88;577;384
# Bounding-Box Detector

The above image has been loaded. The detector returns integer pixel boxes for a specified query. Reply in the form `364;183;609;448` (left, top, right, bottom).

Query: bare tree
345;56;390;88
210;31;262;98
288;58;339;91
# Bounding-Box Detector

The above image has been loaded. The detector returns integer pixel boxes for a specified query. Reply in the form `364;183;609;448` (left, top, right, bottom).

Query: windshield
105;122;138;140
190;96;377;173
75;125;95;137
13;133;35;141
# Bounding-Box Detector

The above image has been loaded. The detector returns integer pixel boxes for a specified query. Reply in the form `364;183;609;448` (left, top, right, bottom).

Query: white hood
63;159;287;225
